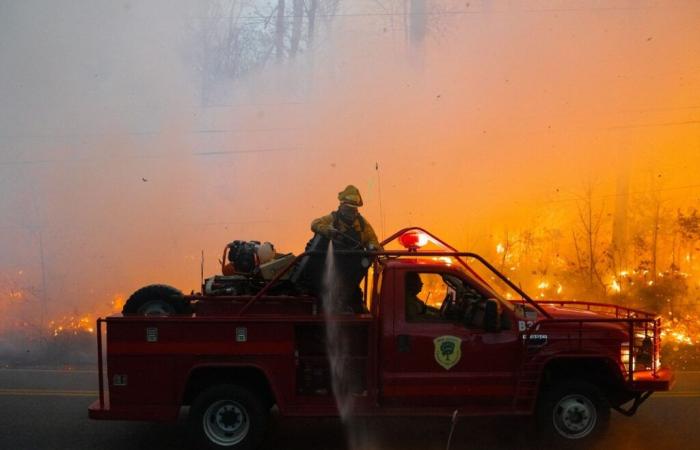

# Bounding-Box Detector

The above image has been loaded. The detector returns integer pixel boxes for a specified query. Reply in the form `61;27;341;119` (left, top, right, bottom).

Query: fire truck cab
89;228;673;449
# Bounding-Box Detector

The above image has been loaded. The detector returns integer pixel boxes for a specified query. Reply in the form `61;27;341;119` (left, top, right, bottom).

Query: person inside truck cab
405;272;447;321
405;272;488;326
405;272;428;320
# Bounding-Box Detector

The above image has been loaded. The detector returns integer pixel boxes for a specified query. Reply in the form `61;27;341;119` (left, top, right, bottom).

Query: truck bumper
88;399;179;422
629;368;675;392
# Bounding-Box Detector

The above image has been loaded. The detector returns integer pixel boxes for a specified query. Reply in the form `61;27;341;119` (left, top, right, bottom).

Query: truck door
379;269;520;408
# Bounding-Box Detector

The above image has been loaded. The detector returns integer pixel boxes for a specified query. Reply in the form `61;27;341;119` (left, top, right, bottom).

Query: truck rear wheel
537;379;610;444
121;284;190;316
188;384;268;450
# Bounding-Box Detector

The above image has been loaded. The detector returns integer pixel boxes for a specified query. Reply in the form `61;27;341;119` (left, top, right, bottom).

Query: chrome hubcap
553;394;597;439
203;400;250;446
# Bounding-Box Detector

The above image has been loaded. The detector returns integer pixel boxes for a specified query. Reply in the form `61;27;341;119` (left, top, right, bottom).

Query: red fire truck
88;228;673;449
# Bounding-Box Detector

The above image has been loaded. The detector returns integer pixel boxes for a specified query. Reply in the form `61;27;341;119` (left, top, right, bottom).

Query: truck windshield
454;256;528;311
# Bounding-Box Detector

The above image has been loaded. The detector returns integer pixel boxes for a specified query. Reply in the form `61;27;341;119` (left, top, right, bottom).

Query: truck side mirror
483;299;501;332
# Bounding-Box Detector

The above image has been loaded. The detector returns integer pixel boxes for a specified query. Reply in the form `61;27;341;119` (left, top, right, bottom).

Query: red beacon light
398;231;429;251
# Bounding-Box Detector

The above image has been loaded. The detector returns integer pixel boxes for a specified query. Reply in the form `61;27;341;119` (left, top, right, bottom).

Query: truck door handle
397;335;411;353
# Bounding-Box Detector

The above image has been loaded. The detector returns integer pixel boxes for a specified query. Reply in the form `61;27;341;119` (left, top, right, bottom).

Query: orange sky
0;1;698;317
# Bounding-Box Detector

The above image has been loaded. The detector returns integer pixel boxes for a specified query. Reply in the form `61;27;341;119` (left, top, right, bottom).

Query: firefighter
295;185;381;312
310;185;382;251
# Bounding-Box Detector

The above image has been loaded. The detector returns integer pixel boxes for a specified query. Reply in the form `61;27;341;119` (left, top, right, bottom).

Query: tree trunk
275;0;286;61
307;0;318;46
409;0;427;46
652;202;660;282
611;169;629;272
290;0;304;57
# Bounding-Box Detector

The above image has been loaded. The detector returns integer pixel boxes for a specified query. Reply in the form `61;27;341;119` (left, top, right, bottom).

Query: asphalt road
0;368;698;450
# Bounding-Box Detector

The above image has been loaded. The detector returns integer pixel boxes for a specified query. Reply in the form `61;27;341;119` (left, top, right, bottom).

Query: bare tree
497;230;517;272
408;0;427;45
193;0;341;103
573;182;607;293
275;0;286;61
650;200;661;281
290;0;304;56
677;208;700;270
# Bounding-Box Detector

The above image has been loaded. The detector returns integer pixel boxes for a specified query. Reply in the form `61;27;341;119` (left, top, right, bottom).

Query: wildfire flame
48;294;125;336
662;316;699;347
50;315;94;336
610;278;622;293
111;294;125;312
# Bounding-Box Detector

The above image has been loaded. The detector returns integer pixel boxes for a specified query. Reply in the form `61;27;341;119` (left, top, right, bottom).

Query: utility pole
29;182;48;334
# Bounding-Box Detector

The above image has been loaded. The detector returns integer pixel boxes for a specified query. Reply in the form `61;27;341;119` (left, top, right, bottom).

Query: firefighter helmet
338;185;363;207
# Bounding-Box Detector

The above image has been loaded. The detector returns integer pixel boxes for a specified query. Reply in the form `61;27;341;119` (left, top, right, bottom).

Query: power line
0;127;304;140
193;147;299;156
608;120;700;130
541;183;700;205
0;147;301;166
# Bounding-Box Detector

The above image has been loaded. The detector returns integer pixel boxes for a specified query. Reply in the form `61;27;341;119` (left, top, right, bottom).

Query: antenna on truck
375;162;386;239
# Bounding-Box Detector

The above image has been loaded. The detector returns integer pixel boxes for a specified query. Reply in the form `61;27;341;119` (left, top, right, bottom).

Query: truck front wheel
189;384;268;450
537;379;610;444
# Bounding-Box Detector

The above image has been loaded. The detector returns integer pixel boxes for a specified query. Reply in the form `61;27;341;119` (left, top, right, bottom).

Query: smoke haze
1;1;699;352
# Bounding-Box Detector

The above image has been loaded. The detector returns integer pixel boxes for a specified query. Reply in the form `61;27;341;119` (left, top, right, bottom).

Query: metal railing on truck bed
514;301;664;414
522;301;662;381
238;226;555;318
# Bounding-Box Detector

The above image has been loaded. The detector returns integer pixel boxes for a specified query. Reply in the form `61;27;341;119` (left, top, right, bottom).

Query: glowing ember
111;294;125;312
661;319;698;347
50;315;95;336
609;278;621;293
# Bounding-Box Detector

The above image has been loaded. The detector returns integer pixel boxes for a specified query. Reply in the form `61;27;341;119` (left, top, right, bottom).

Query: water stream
322;241;368;448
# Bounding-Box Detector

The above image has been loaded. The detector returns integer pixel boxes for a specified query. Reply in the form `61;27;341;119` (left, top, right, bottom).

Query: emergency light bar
398;231;429;251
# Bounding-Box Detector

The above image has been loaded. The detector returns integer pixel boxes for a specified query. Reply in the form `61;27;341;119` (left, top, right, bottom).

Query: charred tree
307;0;318;45
408;0;427;46
290;0;304;57
275;0;286;61
574;183;606;294
193;0;340;101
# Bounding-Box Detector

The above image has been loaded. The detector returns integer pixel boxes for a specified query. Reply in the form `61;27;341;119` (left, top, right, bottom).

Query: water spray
322;240;365;448
322;241;354;420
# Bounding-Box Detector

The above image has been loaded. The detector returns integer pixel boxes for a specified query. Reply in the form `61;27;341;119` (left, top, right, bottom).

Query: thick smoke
1;1;699;363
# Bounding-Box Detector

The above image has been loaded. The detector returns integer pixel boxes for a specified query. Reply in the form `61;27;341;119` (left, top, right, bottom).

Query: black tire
188;384;268;450
121;284;190;316
537;379;610;445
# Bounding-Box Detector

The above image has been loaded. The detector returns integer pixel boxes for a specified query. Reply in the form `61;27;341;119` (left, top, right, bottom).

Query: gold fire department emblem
433;335;462;370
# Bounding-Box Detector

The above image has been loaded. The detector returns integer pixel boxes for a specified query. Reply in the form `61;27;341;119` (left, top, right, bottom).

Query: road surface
0;368;698;449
